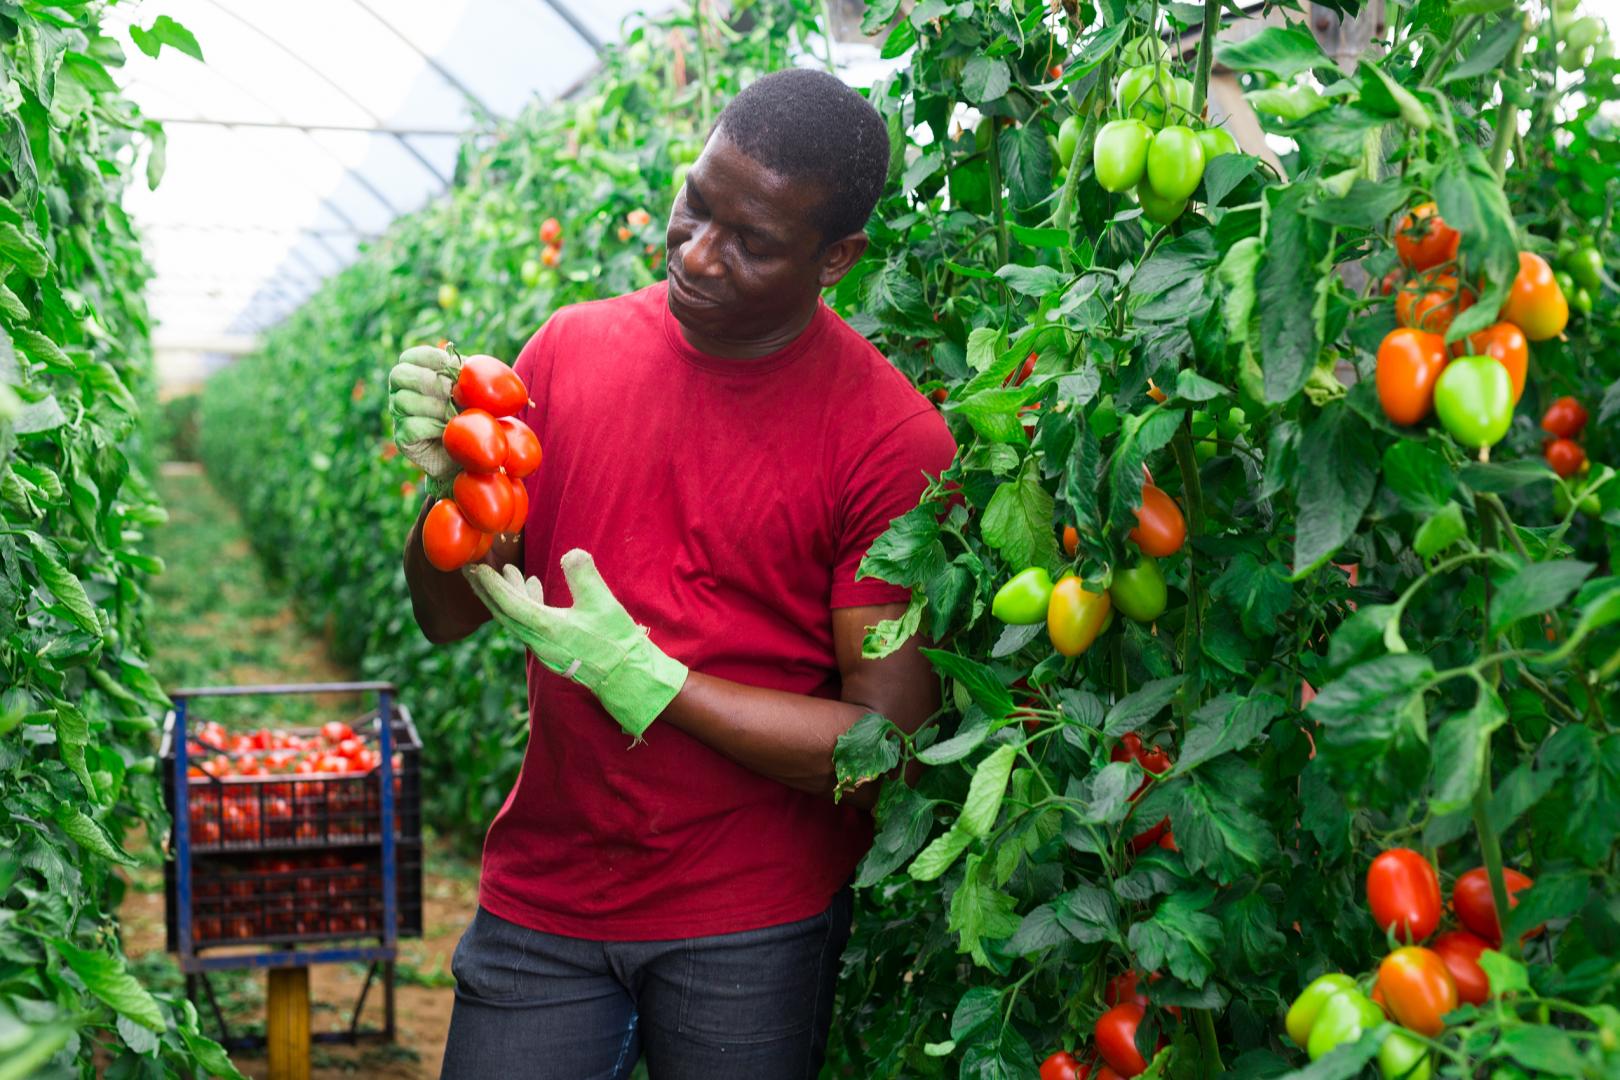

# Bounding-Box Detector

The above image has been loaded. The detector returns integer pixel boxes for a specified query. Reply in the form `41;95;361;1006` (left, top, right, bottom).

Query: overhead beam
145;116;464;138
536;0;603;50
345;0;500;119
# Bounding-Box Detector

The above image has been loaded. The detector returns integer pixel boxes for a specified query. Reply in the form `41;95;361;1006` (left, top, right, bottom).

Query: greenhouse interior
1;0;1617;1078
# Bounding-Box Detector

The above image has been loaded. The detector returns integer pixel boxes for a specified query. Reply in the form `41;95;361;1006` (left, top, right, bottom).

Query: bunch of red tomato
1540;394;1591;478
1040;971;1178;1079
422;353;543;571
1375;203;1571;454
991;477;1187;660
1284;848;1537;1078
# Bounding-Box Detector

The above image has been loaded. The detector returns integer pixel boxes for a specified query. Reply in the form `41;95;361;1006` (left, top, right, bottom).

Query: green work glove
464;553;688;740
388;345;459;485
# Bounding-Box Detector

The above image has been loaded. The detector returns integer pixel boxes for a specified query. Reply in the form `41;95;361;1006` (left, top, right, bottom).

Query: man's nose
681;222;724;280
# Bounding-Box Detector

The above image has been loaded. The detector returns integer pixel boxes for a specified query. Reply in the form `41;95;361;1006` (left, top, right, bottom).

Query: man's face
664;130;863;355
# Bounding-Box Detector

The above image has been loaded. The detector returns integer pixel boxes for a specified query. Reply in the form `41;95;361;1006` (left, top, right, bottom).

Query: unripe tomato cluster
1090;45;1237;226
991;481;1185;658
423;353;542;572
1376;203;1569;455
1284;849;1541;1077
1552;229;1605;316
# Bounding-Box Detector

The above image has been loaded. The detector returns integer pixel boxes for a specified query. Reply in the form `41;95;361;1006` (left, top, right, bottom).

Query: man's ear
817;232;869;288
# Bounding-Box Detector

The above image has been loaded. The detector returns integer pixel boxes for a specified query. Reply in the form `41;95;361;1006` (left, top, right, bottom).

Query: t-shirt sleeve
831;407;959;609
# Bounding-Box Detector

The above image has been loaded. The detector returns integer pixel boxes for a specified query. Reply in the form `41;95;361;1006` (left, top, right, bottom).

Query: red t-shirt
476;282;957;940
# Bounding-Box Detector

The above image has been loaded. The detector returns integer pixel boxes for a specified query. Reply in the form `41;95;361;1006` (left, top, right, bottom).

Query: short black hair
714;68;890;244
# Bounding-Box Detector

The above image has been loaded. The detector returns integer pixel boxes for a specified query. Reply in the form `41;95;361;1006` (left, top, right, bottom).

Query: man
397;68;955;1078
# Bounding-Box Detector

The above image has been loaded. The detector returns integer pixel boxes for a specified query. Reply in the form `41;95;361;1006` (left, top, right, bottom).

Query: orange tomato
1461;322;1529;403
1376;946;1458;1036
1498;252;1568;341
1397;273;1474;336
1047;575;1111;657
1376;328;1449;425
1062;525;1079;557
1395;203;1461;271
1146;379;1167;403
1129;484;1186;557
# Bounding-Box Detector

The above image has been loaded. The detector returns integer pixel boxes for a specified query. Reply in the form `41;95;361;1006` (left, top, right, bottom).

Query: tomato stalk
988;120;1010;267
1195;1007;1225;1074
1488;15;1530;179
1171;424;1204;708
1053;114;1095;236
1417;15;1480;88
1190;0;1219;117
691;0;714;132
1470;739;1523;962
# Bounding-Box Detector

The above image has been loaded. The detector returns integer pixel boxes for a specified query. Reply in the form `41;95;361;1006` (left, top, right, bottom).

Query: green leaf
1216;27;1332;80
1107;409;1183;531
1305;178;1414;229
948;853;1022;965
1103;676;1184;737
51;938;164;1030
1498;1027;1584;1075
1309;654;1434;724
1429;685;1507;813
922;649;1014;720
917;707;993;765
1008;224;1070;249
1292;404;1377;575
1258;184;1326;403
129;15;203;61
863;261;932;323
999;123;1054;211
957;744;1018;838
1443;13;1524;82
1478;950;1531;995
54;804;138;867
833;713;901;797
961;55;1011;102
862;590;925;660
995;264;1068;297
1434;144;1519;342
177;1027;247;1080
1413;501;1468;558
1127;887;1224;983
1142;759;1280;883
1461;459;1552;492
981;461;1058;572
54;703;95;797
1209;556;1293;636
1357;62;1430;130
856;782;936;887
950;986;1002;1042
1383;441;1457;513
908;824;974;881
1176;694;1285;772
858;503;948;588
0;222;50;278
1489;560;1594;638
861;0;903;35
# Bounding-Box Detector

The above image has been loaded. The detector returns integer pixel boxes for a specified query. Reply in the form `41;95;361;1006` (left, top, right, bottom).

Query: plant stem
1196;1008;1226;1074
1171;426;1204;705
818;0;836;72
1191;0;1220;118
1471;736;1522;962
1418;15;1479;88
1489;16;1529;179
693;0;713;132
988;121;1010;267
1054;114;1095;235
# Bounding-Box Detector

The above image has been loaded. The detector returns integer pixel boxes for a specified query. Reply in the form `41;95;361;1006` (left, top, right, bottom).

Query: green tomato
1093;119;1152;193
520;259;542;288
1197;126;1239;160
1116;65;1177;127
1110;557;1167;622
992;567;1055;624
1564;16;1604;51
1121;33;1171;68
1559;44;1588;72
437;283;460;311
1572;286;1594;314
1556;236;1577;264
1285;974;1358;1047
1217;406;1248;440
974;116;994;152
1168;77;1195;125
1379;1029;1433;1080
1057;115;1082;168
1569;245;1603;291
1146;125;1205;202
1136;180;1187;225
1306;990;1385;1061
1434;355;1514;449
1555;269;1578;299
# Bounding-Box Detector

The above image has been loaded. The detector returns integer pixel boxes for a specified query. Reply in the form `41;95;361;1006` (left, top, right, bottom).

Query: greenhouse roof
108;0;671;358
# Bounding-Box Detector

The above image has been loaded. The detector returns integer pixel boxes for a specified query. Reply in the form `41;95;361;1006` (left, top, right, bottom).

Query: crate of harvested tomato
160;705;422;854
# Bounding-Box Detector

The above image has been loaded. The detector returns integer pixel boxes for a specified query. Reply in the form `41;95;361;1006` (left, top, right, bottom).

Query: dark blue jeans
439;888;853;1080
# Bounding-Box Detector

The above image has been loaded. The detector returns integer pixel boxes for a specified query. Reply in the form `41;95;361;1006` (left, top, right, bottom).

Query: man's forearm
659;672;896;810
402;495;522;643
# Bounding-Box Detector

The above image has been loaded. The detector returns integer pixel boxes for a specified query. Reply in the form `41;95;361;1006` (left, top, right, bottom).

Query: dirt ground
119;844;479;1078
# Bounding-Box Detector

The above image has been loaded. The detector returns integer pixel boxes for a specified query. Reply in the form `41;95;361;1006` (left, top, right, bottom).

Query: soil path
120;465;481;1078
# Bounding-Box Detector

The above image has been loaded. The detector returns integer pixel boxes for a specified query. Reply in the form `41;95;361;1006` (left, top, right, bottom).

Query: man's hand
464;552;688;739
389;345;459;483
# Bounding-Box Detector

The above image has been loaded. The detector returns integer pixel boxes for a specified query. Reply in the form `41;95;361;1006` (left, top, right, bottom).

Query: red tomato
322;721;353;744
336;737;365;759
423;498;481;571
1453;866;1538;946
471;528;496;560
1157;830;1178;852
443;409;507;473
1376;328;1449;425
1129;484;1186;557
1367;848;1442;943
1540;396;1588;437
504;475;530;533
1095;1002;1152;1077
1004;351;1037;387
1040;1051;1088;1080
1498;252;1568;341
1460;323;1528;403
540;217;562;245
499;417;543;478
453;470;516;533
1062;525;1079;557
1544;437;1586;477
454;355;528;417
929;387;949;404
1395;203;1461;271
1431;930;1491;1005
1376;946;1458;1036
1397;273;1474;335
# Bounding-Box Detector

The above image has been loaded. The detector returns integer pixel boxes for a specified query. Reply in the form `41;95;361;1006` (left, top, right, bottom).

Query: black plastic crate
164;842;424;951
160;707;422;854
